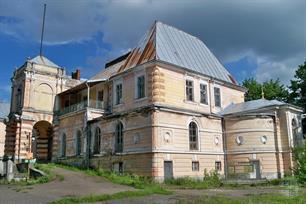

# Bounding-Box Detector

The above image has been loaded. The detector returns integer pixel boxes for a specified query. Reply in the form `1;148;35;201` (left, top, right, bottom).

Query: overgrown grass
165;169;222;189
177;192;306;204
53;163;171;193
49;189;164;204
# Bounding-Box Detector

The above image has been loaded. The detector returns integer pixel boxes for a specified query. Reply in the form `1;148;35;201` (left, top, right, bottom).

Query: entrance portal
32;121;53;161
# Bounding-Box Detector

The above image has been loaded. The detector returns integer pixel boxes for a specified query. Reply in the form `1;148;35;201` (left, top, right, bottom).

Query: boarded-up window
76;130;82;156
61;133;66;157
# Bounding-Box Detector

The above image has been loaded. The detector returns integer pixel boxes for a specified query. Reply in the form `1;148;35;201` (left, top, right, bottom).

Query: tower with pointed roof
5;55;81;162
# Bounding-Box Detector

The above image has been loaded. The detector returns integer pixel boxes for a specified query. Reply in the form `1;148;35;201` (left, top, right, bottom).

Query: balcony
57;100;105;116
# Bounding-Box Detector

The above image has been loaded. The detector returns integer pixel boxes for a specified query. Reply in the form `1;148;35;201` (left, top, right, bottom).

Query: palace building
4;21;304;180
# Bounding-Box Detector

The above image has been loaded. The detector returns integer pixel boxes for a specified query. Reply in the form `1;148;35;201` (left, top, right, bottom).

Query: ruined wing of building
4;21;304;181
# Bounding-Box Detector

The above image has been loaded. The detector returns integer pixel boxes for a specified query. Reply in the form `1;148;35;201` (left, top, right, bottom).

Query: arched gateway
32;121;53;161
4;55;81;162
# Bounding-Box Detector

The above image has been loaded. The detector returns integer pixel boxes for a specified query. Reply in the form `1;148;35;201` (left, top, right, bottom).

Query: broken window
115;83;122;105
93;127;101;154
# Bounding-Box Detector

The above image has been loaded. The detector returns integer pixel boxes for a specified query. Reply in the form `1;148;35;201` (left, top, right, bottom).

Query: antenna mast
39;4;47;56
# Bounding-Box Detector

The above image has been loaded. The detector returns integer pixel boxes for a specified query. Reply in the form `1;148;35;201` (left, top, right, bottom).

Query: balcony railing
57;100;105;116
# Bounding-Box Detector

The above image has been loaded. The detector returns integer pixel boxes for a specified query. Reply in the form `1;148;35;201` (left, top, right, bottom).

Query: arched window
189;122;198;150
115;122;123;153
61;133;66;157
93;127;101;154
76;130;82;156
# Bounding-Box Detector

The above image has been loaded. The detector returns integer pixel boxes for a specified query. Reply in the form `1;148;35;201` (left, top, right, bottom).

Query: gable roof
118;21;237;84
220;99;287;116
28;55;61;68
90;57;126;80
0;102;10;119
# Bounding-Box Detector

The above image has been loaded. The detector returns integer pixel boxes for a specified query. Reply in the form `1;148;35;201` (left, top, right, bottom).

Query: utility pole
39;4;47;56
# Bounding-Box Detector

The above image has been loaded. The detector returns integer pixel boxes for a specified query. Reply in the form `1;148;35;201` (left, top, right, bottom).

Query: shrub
293;146;306;186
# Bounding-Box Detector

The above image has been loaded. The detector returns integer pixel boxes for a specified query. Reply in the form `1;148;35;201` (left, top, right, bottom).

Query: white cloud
0;0;305;84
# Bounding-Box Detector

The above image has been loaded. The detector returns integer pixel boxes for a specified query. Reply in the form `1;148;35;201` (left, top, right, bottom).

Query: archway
32;121;53;161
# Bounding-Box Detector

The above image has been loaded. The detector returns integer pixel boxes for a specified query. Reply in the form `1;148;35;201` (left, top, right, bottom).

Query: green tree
288;61;306;111
242;78;289;102
293;146;306;186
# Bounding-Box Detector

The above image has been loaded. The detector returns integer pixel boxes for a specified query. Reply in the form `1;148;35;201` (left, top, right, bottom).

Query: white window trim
134;72;146;100
199;80;209;106
213;85;222;108
185;75;195;102
96;88;104;109
113;79;123;106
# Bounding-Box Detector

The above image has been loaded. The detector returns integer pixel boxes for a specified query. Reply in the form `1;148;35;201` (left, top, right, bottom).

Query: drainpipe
221;118;228;179
85;82;90;108
208;78;213;114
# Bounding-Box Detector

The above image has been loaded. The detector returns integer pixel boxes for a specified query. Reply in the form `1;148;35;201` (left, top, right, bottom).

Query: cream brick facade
5;22;304;181
0;120;6;157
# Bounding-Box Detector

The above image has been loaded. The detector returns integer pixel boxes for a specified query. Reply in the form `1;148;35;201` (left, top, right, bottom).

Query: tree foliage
242;78;289;102
288;61;306;111
293;146;306;186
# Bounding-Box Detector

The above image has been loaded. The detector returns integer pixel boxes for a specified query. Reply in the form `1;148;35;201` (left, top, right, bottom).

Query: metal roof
118;21;237;84
28;55;61;68
91;59;126;80
0;102;10;119
219;99;286;115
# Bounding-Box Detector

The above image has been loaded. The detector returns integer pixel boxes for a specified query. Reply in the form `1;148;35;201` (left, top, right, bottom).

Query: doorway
32;121;53;162
164;161;173;180
250;160;261;179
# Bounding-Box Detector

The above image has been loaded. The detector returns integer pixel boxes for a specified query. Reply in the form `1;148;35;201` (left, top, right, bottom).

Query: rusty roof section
118;21;237;84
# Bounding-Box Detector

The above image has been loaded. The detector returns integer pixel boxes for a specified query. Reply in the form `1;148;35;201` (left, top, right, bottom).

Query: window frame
75;130;82;156
115;122;124;153
114;81;123;105
192;161;200;171
189;122;199;150
135;74;146;99
93;127;101;155
214;87;221;107
186;79;194;102
215;161;222;171
61;133;66;157
200;83;208;105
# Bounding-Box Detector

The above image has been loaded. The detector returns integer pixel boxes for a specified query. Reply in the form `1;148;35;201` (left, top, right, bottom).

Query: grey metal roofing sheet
219;99;285;115
155;21;234;83
0;102;10;119
28;55;61;68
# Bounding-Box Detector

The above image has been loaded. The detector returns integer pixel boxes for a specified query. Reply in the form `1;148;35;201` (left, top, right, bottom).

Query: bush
293;146;306;186
165;169;221;189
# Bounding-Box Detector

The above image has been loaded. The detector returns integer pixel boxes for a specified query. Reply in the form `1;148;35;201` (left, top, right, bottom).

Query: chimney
71;69;80;80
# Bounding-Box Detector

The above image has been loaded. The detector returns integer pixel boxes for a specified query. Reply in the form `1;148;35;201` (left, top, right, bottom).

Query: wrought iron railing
57;100;105;116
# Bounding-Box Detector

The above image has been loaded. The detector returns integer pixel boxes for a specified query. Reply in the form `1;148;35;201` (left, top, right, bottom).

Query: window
214;87;221;107
115;83;123;105
192;161;199;171
76;130;82;156
115;122;123;153
189;122;198;150
136;75;145;99
61;133;66;157
93;127;101;154
97;90;103;108
215;161;222;171
200;84;208;104
16;87;22;108
186;80;194;101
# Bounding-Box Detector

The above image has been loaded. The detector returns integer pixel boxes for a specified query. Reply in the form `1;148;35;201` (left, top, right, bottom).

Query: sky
0;0;305;102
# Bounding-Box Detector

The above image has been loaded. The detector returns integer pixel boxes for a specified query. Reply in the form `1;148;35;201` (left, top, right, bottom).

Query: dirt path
0;167;134;204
